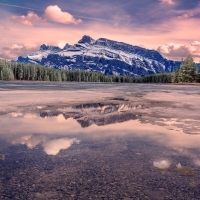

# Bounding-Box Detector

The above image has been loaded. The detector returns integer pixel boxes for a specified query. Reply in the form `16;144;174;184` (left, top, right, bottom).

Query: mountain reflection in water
40;103;138;127
1;82;200;199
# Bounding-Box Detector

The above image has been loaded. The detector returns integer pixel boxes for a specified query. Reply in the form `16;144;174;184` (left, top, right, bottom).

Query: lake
0;81;200;199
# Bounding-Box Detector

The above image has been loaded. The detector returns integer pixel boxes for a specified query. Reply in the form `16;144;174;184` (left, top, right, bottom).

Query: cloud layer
44;5;82;25
11;5;82;26
160;0;175;5
12;11;44;26
1;1;200;60
0;43;39;59
158;41;200;61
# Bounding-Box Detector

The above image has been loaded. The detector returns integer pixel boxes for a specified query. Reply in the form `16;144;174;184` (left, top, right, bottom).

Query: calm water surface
0;81;200;199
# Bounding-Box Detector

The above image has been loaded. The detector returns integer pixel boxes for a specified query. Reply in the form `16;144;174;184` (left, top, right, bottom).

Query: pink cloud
177;13;194;19
11;5;82;26
0;44;40;59
157;41;200;61
44;5;82;24
160;0;175;5
12;11;44;26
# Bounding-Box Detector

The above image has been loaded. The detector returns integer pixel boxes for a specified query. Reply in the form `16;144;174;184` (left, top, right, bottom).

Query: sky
0;0;200;61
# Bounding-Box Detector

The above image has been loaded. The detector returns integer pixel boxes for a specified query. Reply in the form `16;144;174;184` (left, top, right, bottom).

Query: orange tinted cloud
44;5;82;24
12;11;44;26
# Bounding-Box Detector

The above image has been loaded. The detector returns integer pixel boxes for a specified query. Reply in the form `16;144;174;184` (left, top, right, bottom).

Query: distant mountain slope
17;35;181;77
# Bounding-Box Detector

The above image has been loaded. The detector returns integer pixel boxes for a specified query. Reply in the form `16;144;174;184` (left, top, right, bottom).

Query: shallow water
0;81;200;199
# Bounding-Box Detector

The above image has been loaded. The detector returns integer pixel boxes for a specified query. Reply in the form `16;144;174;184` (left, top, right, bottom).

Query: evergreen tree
0;70;3;80
17;64;23;80
178;55;196;82
1;65;14;80
61;71;67;81
0;62;3;80
172;66;179;83
196;69;200;83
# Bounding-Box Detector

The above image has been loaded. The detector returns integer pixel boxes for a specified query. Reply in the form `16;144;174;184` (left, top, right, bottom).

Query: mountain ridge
17;35;181;77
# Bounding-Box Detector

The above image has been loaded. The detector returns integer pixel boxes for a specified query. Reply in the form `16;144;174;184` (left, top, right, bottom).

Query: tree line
132;55;200;83
132;73;172;83
0;55;199;83
0;60;134;83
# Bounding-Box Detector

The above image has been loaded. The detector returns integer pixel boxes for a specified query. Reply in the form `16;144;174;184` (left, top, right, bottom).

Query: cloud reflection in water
42;138;80;155
153;160;171;170
12;135;80;155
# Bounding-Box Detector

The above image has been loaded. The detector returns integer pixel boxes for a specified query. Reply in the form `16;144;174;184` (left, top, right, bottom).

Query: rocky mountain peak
40;44;48;51
63;43;72;49
78;35;95;44
40;44;61;51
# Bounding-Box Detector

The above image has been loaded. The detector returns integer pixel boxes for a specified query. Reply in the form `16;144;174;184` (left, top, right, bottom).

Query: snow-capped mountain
17;35;181;77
